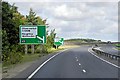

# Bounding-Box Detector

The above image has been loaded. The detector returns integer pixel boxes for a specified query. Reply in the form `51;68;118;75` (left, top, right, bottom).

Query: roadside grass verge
47;47;64;53
3;45;79;69
3;46;64;68
2;44;79;78
20;47;65;64
2;53;39;69
59;45;80;49
115;44;120;47
21;54;40;63
115;47;120;50
118;48;120;50
115;44;120;50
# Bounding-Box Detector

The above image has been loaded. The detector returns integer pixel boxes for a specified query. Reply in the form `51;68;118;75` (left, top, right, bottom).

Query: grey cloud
3;1;118;41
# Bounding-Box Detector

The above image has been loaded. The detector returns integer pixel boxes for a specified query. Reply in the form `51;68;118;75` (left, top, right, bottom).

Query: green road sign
54;37;64;46
19;25;46;44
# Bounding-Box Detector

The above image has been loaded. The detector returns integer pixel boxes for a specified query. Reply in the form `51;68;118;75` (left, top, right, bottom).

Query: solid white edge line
26;49;67;80
88;48;120;69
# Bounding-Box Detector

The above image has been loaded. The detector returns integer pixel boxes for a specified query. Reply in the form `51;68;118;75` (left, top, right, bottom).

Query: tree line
65;38;101;43
2;1;56;66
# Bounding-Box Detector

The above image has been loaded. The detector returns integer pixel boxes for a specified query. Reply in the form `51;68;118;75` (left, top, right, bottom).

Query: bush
35;45;48;54
3;50;23;66
28;49;31;53
35;48;40;53
16;45;24;53
9;50;23;64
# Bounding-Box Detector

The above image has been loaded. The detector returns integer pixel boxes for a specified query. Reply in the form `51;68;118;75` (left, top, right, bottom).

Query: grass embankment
59;45;80;49
21;54;40;63
21;48;63;63
21;45;79;64
115;44;120;50
3;48;63;68
3;45;79;68
3;53;40;69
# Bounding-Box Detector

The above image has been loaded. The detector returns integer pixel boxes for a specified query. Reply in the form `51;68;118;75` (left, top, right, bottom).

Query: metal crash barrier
92;48;120;60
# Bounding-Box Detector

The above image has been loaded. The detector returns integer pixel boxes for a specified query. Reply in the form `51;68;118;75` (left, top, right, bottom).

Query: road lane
31;46;118;78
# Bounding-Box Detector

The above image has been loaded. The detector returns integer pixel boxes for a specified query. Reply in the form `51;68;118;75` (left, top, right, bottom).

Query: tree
26;8;39;54
2;1;17;54
2;2;23;64
45;29;56;51
2;1;57;65
26;8;38;25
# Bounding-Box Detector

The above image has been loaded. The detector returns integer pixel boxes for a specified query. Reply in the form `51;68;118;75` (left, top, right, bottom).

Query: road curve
31;46;118;78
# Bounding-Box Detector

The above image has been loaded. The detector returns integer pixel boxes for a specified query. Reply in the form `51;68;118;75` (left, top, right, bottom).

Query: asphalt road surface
31;46;118;78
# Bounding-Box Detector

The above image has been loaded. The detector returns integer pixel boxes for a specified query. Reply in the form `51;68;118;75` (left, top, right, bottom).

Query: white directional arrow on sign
36;35;44;43
58;41;63;45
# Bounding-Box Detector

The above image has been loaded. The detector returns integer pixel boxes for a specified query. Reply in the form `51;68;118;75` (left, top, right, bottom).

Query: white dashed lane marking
75;56;86;73
76;59;78;61
79;63;81;66
76;57;77;59
82;69;86;73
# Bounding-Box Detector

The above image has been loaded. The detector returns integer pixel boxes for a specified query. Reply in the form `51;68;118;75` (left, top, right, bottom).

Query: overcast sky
3;0;119;42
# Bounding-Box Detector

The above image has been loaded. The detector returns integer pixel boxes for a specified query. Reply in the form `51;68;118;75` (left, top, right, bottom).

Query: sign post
54;37;64;49
19;25;46;54
19;25;46;44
